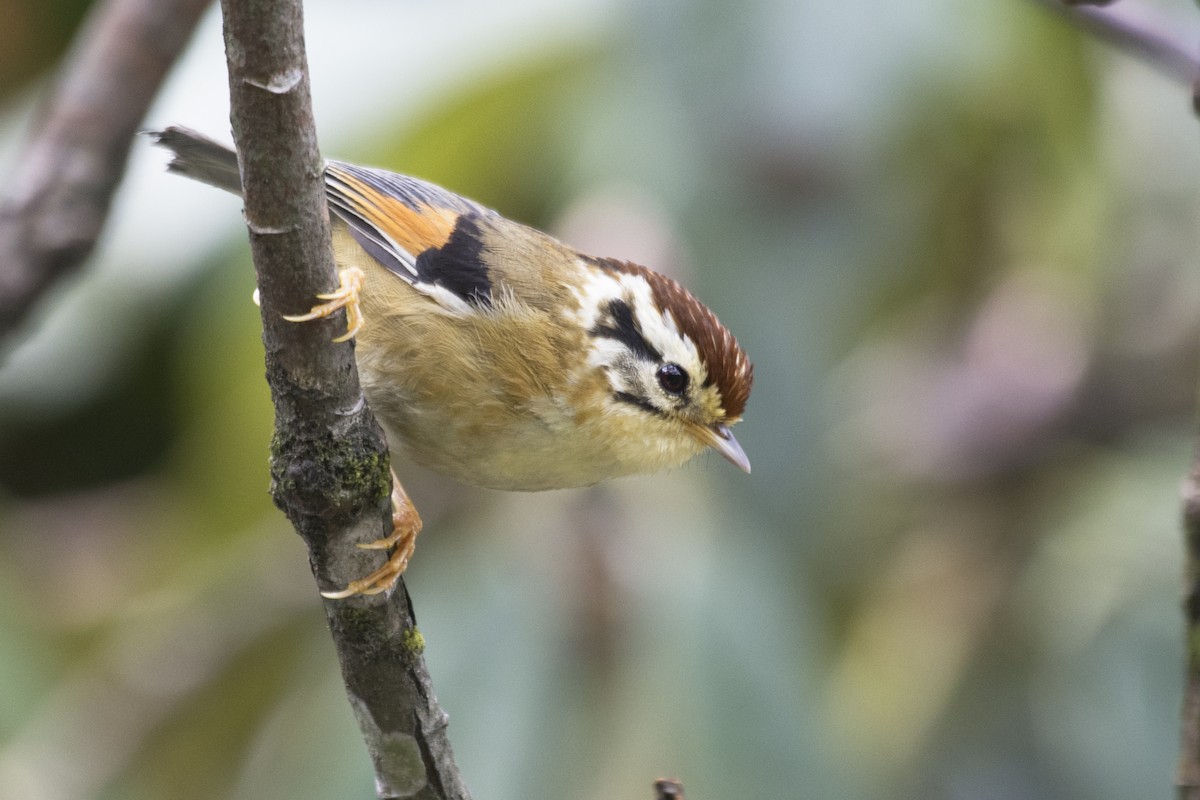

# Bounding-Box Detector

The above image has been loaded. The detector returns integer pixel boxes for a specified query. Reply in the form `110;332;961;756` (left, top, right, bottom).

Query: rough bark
1182;467;1200;799
218;0;470;797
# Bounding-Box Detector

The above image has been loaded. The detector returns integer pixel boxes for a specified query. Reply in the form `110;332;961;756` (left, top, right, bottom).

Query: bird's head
572;257;753;475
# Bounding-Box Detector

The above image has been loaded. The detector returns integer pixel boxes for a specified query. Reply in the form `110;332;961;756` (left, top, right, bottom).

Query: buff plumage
152;126;753;596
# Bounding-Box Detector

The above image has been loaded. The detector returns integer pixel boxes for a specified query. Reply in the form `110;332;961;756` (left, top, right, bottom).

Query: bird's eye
656;363;689;396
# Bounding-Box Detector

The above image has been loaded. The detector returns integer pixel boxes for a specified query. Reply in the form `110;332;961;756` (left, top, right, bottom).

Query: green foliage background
0;1;1194;798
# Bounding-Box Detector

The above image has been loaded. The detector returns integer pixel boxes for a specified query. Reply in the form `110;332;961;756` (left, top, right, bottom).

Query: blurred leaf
0;0;95;96
366;47;606;228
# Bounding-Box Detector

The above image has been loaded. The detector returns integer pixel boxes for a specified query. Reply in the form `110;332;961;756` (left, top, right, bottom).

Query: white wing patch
418;283;475;315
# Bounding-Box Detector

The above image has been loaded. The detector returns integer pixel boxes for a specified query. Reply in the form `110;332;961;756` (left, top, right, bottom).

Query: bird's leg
321;469;422;599
285;267;414;597
282;265;365;342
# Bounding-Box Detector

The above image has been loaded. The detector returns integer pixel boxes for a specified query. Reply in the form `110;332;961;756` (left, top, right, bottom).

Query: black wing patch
324;160;497;308
413;214;493;306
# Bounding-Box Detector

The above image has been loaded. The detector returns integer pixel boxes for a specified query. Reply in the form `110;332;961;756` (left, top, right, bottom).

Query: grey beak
707;423;751;474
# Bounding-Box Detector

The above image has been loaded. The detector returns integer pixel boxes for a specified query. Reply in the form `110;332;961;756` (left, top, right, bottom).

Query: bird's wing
325;161;497;310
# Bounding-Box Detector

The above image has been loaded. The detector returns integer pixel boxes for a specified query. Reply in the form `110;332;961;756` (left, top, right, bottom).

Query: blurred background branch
653;779;685;799
0;0;211;337
218;0;469;797
1032;0;1200;85
1031;1;1200;797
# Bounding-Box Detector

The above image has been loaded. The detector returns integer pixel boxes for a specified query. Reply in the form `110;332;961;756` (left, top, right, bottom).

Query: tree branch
1182;466;1200;800
1044;3;1200;797
1034;4;1200;797
1031;0;1200;86
654;779;686;799
218;1;469;797
0;0;212;337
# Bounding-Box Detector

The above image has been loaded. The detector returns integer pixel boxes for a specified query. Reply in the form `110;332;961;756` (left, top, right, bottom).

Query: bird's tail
148;126;243;195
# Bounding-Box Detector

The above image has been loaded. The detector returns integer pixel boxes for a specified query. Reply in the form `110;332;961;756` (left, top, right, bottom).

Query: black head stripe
413;215;493;306
591;299;661;362
589;257;753;420
613;391;665;417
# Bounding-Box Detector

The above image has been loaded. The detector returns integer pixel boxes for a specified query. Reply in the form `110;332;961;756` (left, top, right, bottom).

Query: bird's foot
282;266;365;342
321;471;422;599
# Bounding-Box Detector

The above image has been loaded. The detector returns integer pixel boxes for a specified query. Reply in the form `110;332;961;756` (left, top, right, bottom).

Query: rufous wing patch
328;166;458;255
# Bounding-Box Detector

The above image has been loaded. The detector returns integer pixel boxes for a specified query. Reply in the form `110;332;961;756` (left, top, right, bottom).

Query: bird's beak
695;423;751;474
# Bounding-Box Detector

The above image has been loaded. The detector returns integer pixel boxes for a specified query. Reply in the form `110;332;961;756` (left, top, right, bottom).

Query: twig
0;0;212;337
1182;469;1200;799
218;0;469;798
654;779;686;799
1031;0;1200;85
1044;2;1200;796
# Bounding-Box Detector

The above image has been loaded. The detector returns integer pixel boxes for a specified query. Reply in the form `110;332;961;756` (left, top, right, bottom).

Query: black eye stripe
613;391;666;417
591;299;661;362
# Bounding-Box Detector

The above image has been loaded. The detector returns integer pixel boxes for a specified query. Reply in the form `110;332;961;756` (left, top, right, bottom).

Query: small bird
152;127;753;598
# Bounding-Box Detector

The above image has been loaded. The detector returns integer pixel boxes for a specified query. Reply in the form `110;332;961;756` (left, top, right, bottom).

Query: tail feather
149;126;243;195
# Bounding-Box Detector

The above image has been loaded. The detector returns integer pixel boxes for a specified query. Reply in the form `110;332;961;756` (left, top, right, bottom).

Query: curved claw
282;266;365;341
320;470;422;599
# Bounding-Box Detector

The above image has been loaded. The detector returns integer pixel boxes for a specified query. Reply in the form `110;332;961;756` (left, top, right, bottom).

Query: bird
151;126;753;599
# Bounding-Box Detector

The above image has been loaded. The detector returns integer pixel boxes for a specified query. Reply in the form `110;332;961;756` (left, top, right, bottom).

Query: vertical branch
1033;4;1200;798
217;1;469;797
0;0;212;336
